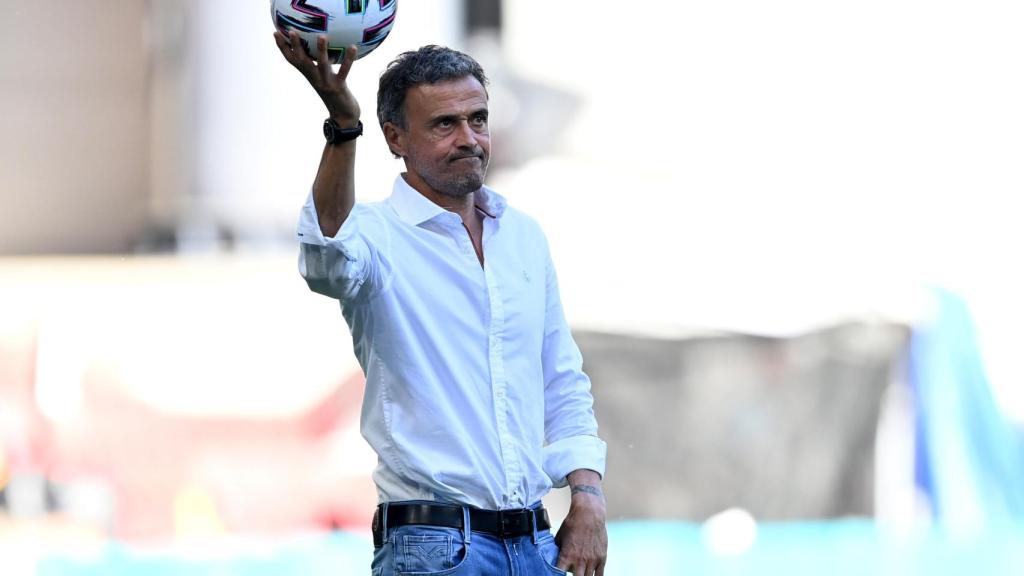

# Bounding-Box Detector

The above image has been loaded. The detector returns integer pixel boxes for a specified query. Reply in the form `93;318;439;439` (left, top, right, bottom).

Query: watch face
323;120;335;142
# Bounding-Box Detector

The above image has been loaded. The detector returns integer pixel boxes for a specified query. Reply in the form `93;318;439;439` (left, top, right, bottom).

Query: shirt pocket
500;261;546;340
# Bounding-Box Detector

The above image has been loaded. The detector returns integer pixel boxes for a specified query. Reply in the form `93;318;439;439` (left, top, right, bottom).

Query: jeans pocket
394;526;467;575
538;534;567;576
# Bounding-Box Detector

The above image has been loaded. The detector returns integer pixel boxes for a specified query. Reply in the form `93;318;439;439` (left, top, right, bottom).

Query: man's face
386;76;490;198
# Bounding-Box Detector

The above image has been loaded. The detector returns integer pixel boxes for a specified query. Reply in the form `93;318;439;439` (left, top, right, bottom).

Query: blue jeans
370;504;565;576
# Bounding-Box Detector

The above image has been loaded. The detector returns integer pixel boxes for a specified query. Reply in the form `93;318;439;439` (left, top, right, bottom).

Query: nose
452;119;478;148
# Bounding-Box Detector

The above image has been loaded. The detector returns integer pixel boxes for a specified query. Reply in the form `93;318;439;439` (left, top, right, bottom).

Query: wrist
569;488;607;517
567;468;602;487
325;104;359;128
328;115;360;129
570;485;605;511
569;484;603;498
323;118;363;145
567;469;605;509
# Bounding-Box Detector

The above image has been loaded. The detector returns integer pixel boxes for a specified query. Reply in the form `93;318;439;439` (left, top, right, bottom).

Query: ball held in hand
271;0;397;62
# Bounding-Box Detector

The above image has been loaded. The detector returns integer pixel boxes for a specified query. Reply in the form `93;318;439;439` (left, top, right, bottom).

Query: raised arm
273;31;360;237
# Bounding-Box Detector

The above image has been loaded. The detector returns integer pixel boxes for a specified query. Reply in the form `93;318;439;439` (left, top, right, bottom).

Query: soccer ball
271;0;397;62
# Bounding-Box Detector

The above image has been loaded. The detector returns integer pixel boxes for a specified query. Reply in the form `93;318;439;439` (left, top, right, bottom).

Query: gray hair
376;45;489;130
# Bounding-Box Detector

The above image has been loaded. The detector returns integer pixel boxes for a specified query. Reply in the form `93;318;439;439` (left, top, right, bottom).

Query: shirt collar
388;174;507;226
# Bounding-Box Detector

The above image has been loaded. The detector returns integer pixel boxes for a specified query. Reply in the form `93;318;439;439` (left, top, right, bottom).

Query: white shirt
297;175;606;510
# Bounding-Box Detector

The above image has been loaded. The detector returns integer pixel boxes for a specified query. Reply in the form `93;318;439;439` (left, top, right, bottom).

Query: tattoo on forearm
570;485;603;498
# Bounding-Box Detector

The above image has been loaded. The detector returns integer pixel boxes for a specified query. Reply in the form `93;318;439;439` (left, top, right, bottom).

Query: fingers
558;559;594;576
273;30;303;67
274;30;313;74
288;30;311;62
553;541;605;575
272;30;290;55
287;32;356;83
316;35;331;78
556;556;603;576
336;45;358;80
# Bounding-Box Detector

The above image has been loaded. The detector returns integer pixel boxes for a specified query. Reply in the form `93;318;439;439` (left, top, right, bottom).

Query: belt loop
461;506;472;545
381;502;391;544
530;505;539;544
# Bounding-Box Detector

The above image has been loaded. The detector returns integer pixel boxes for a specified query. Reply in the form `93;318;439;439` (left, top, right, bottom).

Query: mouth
450;152;483;164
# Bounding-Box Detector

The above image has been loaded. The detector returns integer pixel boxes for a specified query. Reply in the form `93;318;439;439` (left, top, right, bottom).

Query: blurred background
2;0;1023;574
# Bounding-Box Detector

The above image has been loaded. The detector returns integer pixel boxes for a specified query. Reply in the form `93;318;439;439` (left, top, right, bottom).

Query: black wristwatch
323;118;363;144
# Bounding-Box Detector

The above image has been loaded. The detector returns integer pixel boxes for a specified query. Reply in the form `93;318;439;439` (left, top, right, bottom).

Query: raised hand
272;31;361;126
272;30;360;237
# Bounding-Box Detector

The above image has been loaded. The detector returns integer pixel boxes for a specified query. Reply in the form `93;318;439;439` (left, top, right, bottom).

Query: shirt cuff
543;435;607;488
296;190;329;246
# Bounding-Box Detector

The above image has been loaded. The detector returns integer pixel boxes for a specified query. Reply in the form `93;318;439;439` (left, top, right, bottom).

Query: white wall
498;1;1024;419
188;0;466;248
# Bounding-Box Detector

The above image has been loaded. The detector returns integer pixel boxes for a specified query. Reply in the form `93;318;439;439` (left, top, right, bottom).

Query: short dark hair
376;45;489;130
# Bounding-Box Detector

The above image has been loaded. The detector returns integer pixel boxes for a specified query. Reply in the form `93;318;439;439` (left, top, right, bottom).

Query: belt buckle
498;509;532;537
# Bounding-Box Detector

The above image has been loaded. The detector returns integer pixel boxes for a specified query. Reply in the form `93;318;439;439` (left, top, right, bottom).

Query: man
273;30;608;576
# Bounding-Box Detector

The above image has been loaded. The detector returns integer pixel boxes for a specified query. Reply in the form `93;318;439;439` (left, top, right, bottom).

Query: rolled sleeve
296;192;386;301
543;434;607;488
541;250;607;487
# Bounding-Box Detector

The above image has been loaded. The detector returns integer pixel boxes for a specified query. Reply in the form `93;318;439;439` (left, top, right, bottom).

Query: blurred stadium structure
2;0;1024;574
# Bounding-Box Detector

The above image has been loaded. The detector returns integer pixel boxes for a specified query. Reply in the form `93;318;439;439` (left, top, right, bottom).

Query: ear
383;122;406;158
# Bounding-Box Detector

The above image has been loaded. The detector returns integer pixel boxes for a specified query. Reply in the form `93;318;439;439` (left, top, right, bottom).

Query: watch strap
324;119;363;144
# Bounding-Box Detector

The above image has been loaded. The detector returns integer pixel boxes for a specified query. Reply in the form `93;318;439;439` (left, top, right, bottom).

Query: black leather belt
372;503;551;547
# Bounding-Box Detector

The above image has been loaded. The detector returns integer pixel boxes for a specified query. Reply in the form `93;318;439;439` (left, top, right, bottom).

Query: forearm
312;135;357;238
568;469;605;504
273;32;361;238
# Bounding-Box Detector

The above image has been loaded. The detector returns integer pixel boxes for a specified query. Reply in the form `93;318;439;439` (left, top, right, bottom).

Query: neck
402;173;480;223
427;189;477;221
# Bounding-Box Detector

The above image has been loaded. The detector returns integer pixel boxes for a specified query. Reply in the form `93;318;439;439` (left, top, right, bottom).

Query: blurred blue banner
911;288;1024;527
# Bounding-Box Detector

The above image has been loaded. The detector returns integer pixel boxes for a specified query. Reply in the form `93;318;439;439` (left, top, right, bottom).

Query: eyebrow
429;108;489;125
